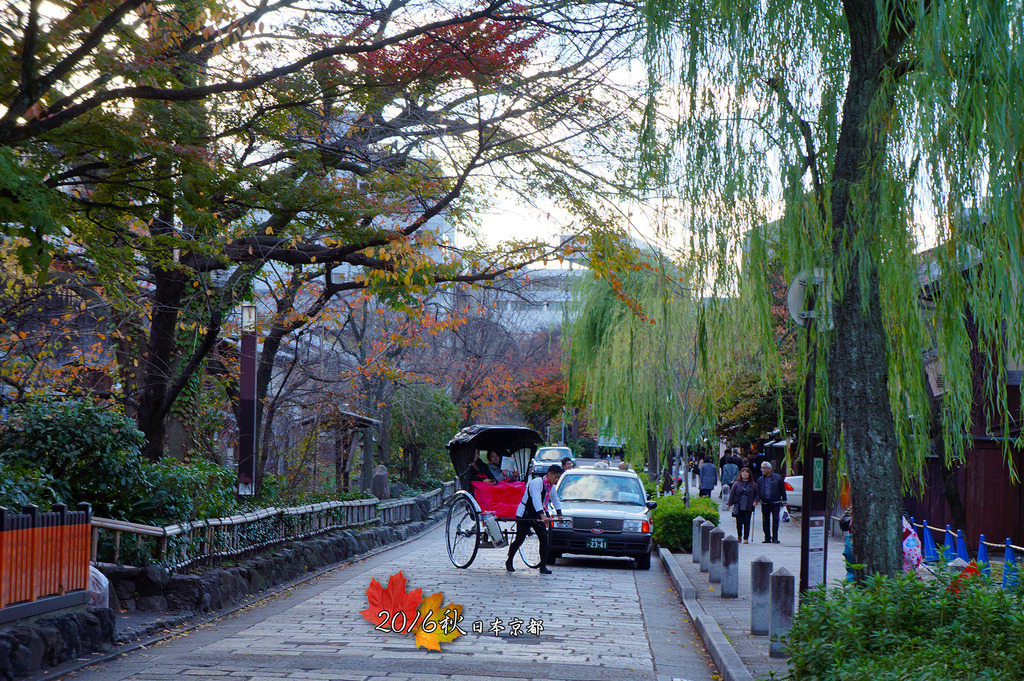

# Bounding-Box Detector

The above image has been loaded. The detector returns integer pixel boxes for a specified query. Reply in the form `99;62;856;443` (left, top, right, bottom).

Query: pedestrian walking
756;461;787;543
727;466;759;543
720;456;739;499
698;457;718;498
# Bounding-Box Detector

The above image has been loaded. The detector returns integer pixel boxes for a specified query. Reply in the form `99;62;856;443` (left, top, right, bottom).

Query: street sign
800;434;829;592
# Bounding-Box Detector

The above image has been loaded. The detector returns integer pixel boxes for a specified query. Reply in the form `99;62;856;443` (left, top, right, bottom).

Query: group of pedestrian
713;445;788;544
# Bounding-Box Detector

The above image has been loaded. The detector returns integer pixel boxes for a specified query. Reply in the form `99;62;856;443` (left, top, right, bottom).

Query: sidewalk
660;482;848;681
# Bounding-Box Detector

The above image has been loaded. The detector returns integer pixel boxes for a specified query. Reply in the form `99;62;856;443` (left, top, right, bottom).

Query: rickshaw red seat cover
471;481;525;518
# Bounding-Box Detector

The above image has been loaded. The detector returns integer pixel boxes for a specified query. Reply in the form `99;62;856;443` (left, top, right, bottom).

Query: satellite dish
786;268;832;329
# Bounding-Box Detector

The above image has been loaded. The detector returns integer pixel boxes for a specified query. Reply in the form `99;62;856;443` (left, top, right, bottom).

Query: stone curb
658;547;754;681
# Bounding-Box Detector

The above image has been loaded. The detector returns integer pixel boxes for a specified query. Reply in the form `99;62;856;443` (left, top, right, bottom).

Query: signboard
800;434;828;592
807;516;826;587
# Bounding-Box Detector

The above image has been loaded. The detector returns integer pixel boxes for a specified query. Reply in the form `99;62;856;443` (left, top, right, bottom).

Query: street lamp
238;304;258;496
241;303;257;332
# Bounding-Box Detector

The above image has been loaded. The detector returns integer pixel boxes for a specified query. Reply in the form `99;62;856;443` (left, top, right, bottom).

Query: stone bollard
692;516;705;562
750;556;773;635
721;535;739;598
700;521;714;573
709;527;725;583
769;567;795;658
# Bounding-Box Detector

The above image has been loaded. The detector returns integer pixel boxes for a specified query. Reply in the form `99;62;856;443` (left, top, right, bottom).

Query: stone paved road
67;524;717;681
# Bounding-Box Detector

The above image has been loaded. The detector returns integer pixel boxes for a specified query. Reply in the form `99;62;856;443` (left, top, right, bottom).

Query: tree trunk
335;430;346;493
826;0;915;576
646;424;659;481
138;217;186;461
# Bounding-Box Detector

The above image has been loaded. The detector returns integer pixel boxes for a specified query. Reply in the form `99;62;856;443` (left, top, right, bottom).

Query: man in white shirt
506;465;563;574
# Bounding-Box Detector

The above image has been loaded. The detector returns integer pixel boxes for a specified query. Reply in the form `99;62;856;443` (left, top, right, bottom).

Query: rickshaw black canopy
447;425;543;489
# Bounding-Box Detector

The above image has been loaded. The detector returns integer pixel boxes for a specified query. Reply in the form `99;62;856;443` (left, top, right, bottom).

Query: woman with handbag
727;466;759;543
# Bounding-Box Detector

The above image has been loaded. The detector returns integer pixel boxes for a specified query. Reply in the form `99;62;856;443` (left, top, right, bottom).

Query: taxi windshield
557;474;645;506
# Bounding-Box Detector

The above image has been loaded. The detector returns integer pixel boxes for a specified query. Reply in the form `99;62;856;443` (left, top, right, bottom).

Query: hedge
651;495;720;551
780;571;1024;680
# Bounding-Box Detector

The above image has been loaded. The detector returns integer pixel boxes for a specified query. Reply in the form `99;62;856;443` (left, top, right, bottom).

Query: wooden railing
0;503;91;611
90;484;455;572
91;498;378;572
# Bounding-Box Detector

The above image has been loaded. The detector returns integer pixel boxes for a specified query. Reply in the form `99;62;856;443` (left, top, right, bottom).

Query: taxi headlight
551;518;573;529
623;519;643;533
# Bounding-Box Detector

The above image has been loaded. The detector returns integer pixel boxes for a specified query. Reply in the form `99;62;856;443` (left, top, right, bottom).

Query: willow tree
643;1;1024;575
568;251;706;481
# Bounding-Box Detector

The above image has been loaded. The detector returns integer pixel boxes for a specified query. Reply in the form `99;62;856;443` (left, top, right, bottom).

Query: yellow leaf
413;592;463;651
265;226;274;235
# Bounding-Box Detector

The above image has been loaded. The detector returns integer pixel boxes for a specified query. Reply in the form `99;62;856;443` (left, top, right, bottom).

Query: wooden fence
379;487;447;525
0;503;92;622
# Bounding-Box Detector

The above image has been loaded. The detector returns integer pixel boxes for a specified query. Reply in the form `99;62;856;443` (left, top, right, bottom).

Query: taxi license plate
586;537;607;549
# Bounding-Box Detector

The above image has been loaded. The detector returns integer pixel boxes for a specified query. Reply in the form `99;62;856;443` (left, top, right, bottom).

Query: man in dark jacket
698;457;718;497
756;461;787;543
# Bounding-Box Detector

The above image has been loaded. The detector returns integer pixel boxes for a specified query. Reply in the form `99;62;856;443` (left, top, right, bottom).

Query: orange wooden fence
0;503;91;610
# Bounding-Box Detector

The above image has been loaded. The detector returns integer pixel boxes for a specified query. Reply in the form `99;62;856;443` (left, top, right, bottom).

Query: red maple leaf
359;571;423;633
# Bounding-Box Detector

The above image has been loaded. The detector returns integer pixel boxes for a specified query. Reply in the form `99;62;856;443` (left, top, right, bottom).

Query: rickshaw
445;425;545;569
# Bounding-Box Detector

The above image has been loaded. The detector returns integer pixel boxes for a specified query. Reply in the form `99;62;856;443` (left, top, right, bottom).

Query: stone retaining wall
0;608;115;680
100;521;431;618
1;514;439;679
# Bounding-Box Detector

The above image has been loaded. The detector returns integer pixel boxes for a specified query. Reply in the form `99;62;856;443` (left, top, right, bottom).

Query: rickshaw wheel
447;494;479;568
518;527;542;568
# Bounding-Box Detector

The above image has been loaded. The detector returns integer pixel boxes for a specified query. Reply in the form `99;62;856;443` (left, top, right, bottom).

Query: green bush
0;460;64;509
779;571;1024;680
0;399;150;518
651;495;719;551
141;459;238;524
637;471;658;498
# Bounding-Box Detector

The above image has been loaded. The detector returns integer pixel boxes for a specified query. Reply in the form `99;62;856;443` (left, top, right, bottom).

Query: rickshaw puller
507;465;563;574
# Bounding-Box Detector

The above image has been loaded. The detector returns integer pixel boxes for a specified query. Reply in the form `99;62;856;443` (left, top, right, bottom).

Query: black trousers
735;509;753;540
761;503;781;541
507;514;548;568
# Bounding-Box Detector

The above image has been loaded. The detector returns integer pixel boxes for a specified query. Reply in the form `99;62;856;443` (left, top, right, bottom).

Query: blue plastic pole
977;534;990;577
921;519;939;562
956;529;970;562
943;525;956;562
1003;539;1018;590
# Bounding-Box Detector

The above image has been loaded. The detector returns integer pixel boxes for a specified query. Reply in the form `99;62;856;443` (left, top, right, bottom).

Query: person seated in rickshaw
469;451;500;485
